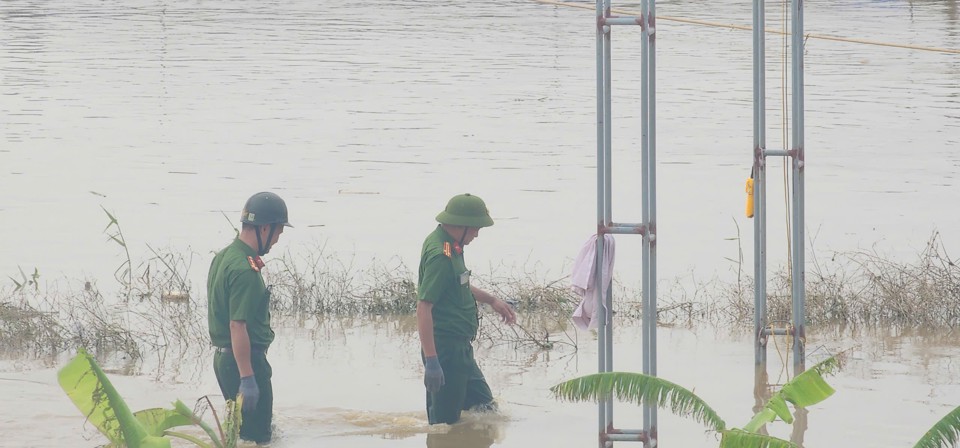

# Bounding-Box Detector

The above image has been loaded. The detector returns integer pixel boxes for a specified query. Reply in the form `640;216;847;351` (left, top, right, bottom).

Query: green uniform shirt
207;238;275;348
418;225;479;340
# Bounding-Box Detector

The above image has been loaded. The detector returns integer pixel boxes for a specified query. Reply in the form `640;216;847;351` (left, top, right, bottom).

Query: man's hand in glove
238;375;260;411
423;356;445;393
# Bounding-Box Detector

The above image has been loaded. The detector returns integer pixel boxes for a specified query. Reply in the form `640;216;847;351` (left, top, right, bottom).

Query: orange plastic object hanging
745;177;755;218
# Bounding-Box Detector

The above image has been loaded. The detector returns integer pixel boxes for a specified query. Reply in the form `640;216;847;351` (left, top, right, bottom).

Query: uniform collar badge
443;242;463;257
247;255;265;272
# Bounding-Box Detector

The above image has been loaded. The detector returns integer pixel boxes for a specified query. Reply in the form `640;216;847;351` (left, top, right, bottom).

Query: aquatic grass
839;233;960;327
0;243;205;374
101;206;134;302
479;265;580;314
0;208;210;371
265;249;418;316
7;266;40;293
265;252;580;320
3;224;959;366
477;307;578;350
0;299;68;357
473;268;581;350
265;251;577;348
627;231;960;329
714;231;960;328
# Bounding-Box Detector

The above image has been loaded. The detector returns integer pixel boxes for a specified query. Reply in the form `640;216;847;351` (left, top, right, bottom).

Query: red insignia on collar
443;242;463;257
247;256;265;272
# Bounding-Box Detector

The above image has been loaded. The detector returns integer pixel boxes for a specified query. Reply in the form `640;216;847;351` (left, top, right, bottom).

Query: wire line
535;0;960;55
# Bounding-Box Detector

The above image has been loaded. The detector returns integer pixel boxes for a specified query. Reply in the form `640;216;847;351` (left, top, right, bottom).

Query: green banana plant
913;405;960;448
551;356;840;448
57;348;241;448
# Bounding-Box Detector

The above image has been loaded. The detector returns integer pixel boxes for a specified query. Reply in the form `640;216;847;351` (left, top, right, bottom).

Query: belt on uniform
215;345;267;355
434;335;474;344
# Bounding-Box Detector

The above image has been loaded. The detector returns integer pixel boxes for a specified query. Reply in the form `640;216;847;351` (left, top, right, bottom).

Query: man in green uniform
417;193;517;425
208;191;291;444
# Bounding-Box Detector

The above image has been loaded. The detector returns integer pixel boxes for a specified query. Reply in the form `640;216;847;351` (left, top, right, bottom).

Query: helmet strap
458;226;468;249
264;224;279;256
255;226;266;256
254;224;279;256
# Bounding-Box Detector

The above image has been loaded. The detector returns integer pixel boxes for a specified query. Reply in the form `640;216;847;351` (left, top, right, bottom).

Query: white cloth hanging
570;234;616;330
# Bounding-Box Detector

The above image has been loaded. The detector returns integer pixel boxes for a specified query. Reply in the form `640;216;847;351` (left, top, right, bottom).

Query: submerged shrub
2;233;958;363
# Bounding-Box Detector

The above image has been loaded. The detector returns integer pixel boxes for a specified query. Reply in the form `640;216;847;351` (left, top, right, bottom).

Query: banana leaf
172;400;225;448
58;349;244;448
57;348;168;448
742;406;781;433
779;369;835;408
913;405;960;448
720;428;798;448
551;371;726;431
134;408;195;437
165;431;213;448
742;356;838;433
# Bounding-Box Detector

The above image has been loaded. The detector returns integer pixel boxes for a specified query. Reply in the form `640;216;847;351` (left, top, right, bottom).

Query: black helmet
240;192;292;227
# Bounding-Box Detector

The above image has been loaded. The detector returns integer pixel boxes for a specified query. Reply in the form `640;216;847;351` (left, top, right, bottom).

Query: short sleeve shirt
207;238;275;348
418;225;479;339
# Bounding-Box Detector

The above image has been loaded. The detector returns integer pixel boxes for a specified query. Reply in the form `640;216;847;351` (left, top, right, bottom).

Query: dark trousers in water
214;349;273;443
425;337;496;425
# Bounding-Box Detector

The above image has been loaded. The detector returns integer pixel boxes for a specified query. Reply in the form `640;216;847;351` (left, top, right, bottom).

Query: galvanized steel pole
790;0;806;372
752;0;768;366
640;0;658;441
595;0;611;443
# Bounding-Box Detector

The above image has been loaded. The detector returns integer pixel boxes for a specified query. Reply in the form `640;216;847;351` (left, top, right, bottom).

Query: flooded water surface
2;0;958;284
2;0;959;446
4;319;960;447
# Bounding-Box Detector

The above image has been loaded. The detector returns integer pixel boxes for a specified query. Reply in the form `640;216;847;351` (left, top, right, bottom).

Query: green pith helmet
240;192;293;227
435;193;494;228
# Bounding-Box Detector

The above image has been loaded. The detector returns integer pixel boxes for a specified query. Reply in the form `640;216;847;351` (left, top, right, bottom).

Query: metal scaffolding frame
593;0;656;445
592;0;805;443
751;0;806;372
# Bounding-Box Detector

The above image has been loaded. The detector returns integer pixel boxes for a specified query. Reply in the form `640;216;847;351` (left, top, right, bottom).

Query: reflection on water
752;365;772;437
791;407;809;447
426;414;507;448
292;407;437;439
752;363;810;446
282;408;505;448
